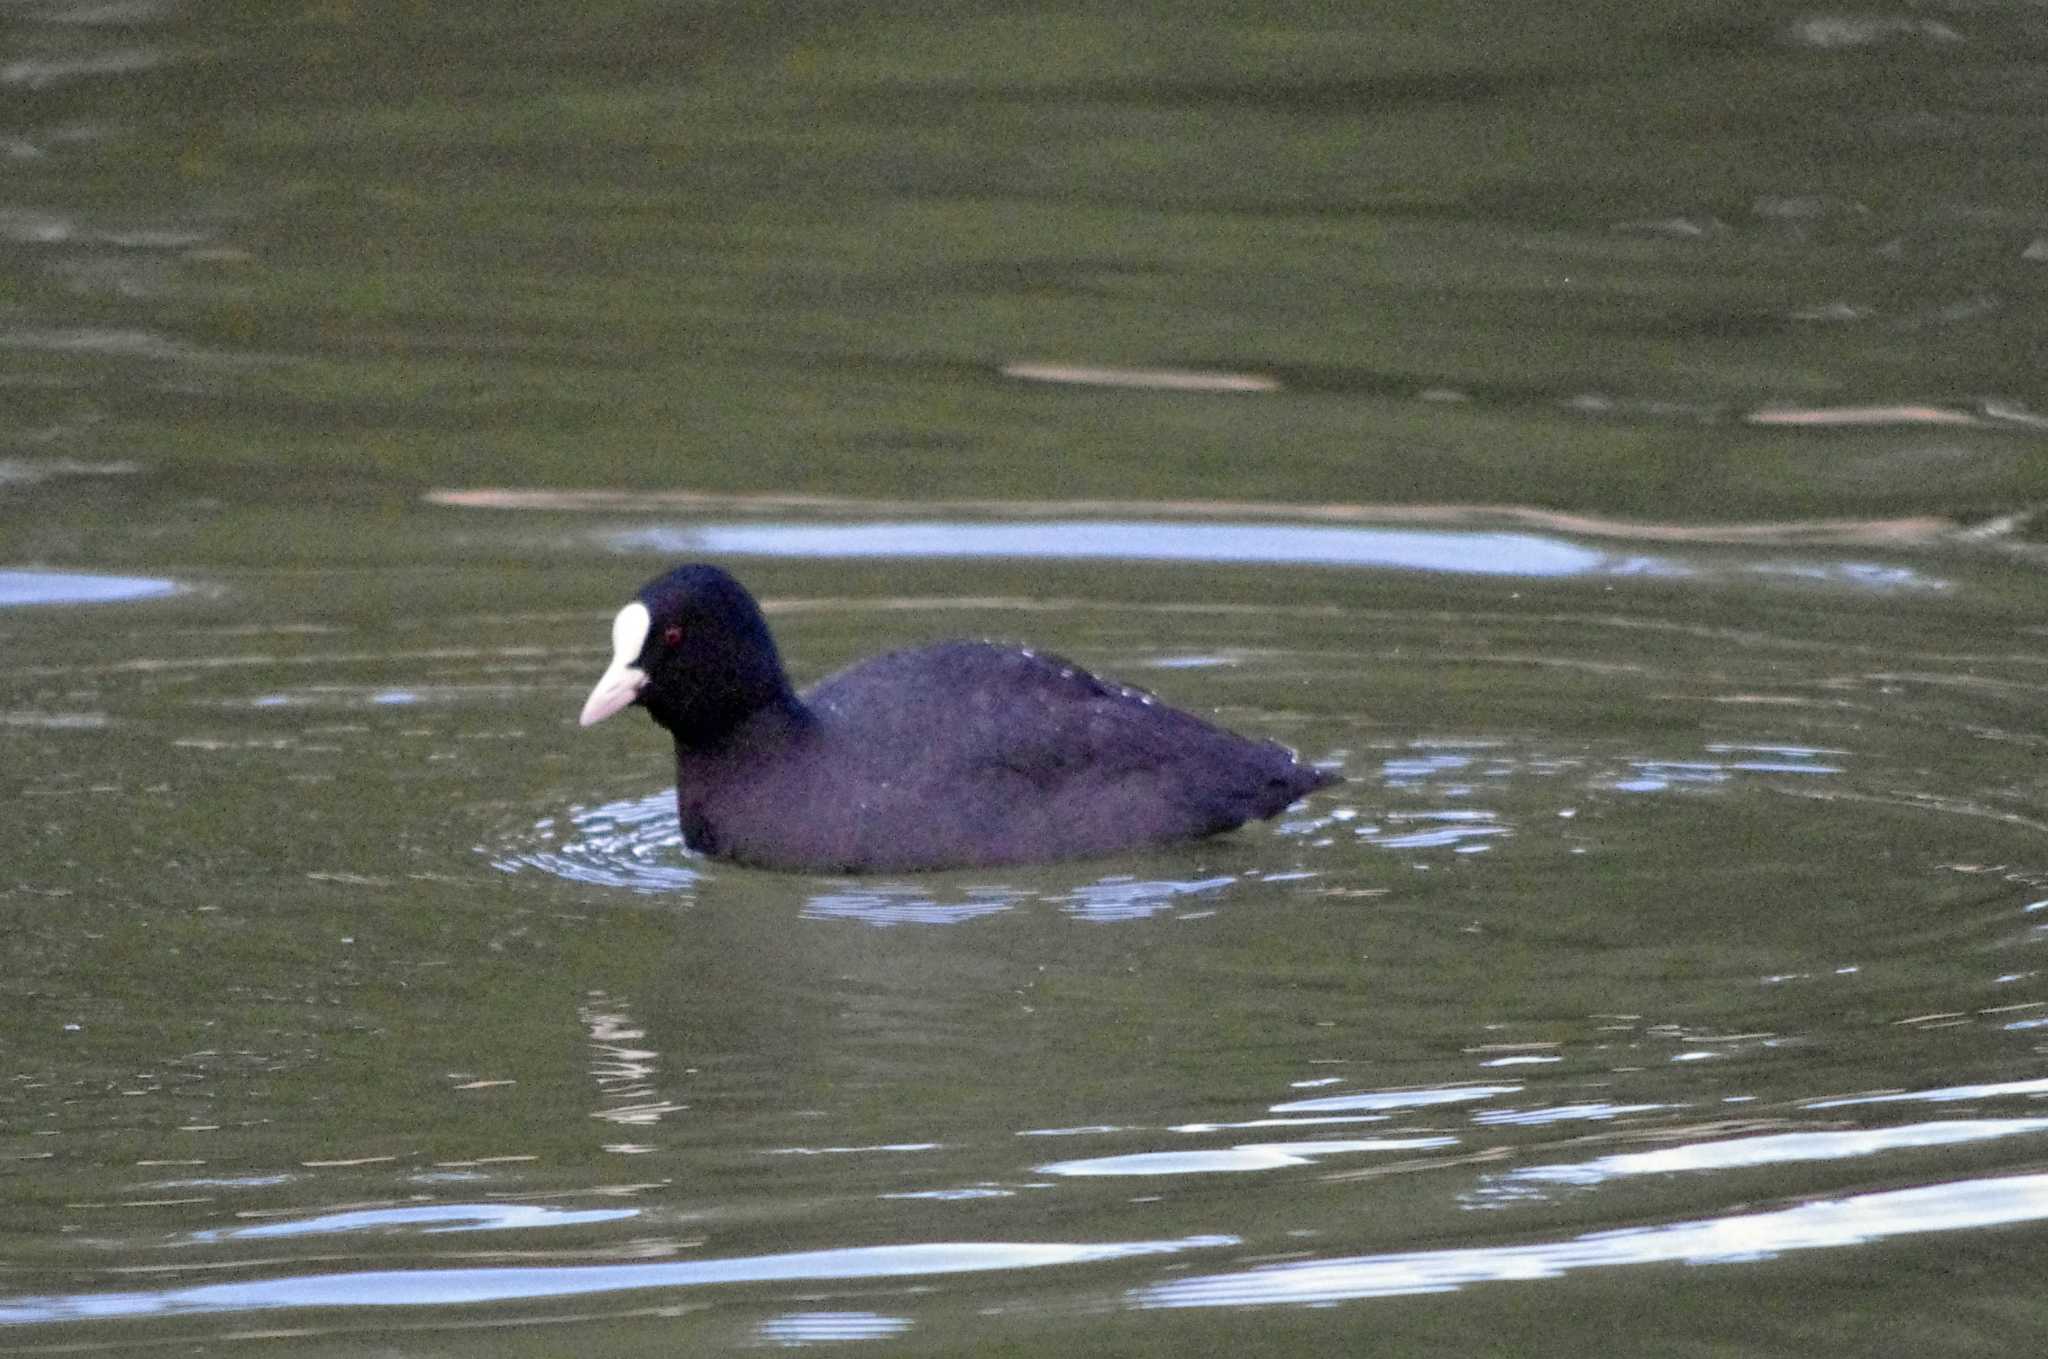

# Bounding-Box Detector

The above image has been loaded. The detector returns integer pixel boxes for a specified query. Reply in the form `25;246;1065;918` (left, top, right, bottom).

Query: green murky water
5;2;2048;1353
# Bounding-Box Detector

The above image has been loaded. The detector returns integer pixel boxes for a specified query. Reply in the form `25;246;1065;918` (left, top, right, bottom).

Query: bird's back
684;642;1333;871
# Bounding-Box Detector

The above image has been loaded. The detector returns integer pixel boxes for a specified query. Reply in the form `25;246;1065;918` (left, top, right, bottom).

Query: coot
578;564;1337;872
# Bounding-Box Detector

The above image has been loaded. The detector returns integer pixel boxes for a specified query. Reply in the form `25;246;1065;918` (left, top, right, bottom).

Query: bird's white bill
578;600;652;727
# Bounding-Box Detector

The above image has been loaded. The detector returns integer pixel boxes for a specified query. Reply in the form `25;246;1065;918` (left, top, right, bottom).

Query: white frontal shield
579;601;652;727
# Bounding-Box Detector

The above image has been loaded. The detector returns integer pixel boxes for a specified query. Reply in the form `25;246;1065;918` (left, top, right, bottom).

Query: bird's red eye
663;624;683;647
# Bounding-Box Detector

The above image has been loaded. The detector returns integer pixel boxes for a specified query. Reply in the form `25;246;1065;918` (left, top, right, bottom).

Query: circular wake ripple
489;740;1851;920
489;793;1284;923
490;791;700;894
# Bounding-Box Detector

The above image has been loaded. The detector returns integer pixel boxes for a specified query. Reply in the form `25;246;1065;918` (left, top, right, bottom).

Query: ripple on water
1130;1173;2048;1308
1036;1137;1460;1178
191;1202;638;1242
490;793;1302;921
758;1311;913;1346
495;734;1850;912
1499;1118;2048;1189
491;793;699;894
799;886;1027;925
0;1234;1237;1326
803;873;1298;925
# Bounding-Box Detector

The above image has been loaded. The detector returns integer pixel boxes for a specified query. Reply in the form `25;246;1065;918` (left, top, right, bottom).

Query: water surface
4;0;2048;1354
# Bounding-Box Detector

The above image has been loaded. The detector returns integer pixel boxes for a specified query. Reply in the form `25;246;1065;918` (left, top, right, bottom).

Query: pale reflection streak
1038;1137;1459;1177
758;1310;913;1346
1271;1085;1520;1114
799;875;1255;925
1472;1101;1670;1127
0;568;177;606
618;522;1613;578
582;993;684;1129
194;1202;637;1242
1606;746;1843;793
428;486;1967;551
799;885;1022;926
607;520;1946;591
1134;1173;2048;1308
1171;1115;1390;1133
0;46;165;88
1504;1118;2048;1187
0;1235;1236;1325
1806;1076;2048;1108
1057;875;1235;921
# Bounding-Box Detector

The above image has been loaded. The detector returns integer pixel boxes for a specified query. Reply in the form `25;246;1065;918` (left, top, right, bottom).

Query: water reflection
1607;745;1844;792
608;521;1944;590
766;1142;941;1157
0;325;208;360
759;1310;913;1347
801;876;1257;925
584;992;685;1131
1805;1076;2048;1108
1037;1137;1458;1178
0;44;166;89
800;884;1025;926
1000;361;1279;392
1170;1115;1392;1133
1270;1086;1520;1115
493;795;1290;922
1471;1101;1671;1127
0;568;176;606
1362;810;1511;852
0;1233;1236;1325
1057;875;1238;921
1132;1173;2048;1308
617;521;1612;577
489;793;699;895
0;456;141;484
1501;1118;2048;1188
193;1202;637;1242
5;0;2047;1350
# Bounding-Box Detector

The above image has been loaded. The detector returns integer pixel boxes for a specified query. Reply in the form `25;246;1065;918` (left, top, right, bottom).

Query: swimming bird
578;564;1337;872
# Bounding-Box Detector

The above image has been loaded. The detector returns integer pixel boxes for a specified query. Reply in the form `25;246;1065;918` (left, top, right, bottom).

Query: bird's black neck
658;686;809;754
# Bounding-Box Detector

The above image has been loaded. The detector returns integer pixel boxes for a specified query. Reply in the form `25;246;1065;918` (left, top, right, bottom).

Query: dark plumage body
580;565;1337;873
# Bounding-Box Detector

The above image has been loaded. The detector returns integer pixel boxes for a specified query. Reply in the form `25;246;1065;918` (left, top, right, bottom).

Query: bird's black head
579;564;796;747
